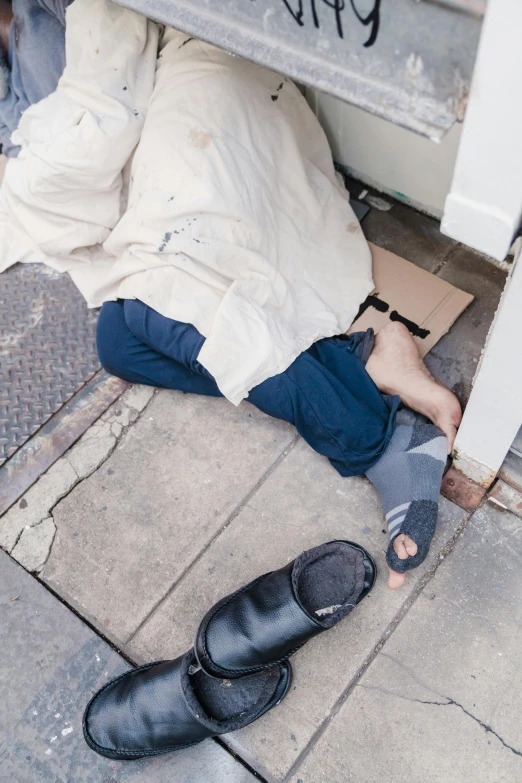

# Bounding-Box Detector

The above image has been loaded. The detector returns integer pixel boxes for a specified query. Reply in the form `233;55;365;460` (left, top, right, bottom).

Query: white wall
306;89;462;219
441;0;522;261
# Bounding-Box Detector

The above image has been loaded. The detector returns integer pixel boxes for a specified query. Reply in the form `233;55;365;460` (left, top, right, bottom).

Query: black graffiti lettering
349;0;381;47
281;0;305;25
310;0;320;28
320;0;346;40
277;0;381;47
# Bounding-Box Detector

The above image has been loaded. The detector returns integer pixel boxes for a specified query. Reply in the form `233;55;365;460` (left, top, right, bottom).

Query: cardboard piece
348;243;474;357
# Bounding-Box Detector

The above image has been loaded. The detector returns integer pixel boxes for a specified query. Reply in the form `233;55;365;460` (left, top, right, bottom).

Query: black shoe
83;649;291;760
196;540;376;679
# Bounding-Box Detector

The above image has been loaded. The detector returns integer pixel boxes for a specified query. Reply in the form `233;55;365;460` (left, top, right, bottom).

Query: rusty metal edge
0;371;129;516
440;464;487;512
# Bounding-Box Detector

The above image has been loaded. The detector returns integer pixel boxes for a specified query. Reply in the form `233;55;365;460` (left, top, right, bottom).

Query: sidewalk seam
282;505;476;782
124;434;300;647
432;242;462;277
214;737;271;782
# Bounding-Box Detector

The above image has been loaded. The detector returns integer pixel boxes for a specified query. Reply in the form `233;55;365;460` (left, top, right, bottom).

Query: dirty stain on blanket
188;128;212;149
159;232;172;252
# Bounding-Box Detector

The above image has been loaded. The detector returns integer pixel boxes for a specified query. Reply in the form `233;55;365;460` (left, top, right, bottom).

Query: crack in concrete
282;510;475;782
2;388;157;573
40;392;156;568
11;516;57;573
445;698;522;757
7;473;75;553
357;683;521;757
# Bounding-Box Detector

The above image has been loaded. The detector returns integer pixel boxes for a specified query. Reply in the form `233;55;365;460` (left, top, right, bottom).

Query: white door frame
441;0;522;262
441;0;522;485
453;243;522;486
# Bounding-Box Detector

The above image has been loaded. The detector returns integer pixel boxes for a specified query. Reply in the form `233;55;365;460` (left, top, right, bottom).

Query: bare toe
388;568;407;589
387;535;418;588
403;535;418;557
393;533;410;560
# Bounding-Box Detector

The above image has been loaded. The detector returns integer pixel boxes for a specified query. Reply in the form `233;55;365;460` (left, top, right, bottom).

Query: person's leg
122;299;217;382
0;0;69;156
97;301;223;397
364;321;461;587
122;299;400;478
251;334;451;589
113;300;454;587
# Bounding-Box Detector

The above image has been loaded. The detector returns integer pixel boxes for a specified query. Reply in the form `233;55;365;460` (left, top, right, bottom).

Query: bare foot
366;322;462;452
387;533;418;589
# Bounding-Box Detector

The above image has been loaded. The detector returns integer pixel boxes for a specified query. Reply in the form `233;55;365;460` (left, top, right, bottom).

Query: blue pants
97;300;400;477
0;0;70;156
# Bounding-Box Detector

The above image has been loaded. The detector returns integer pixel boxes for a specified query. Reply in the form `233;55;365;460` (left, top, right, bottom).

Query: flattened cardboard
348;243;474;357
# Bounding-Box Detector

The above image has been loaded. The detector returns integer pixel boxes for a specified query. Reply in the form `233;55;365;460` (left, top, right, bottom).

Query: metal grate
0;264;100;466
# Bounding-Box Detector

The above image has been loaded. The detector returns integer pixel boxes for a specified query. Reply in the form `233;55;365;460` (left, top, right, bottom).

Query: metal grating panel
0;264;100;466
115;0;484;140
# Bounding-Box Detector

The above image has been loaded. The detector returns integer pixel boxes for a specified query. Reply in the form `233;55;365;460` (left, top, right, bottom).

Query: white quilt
0;0;373;404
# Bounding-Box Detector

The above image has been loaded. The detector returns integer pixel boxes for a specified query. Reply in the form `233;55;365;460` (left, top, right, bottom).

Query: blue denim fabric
0;0;70;156
97;300;400;477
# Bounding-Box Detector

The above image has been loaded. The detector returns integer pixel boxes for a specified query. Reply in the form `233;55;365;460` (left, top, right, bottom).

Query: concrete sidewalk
1;201;521;782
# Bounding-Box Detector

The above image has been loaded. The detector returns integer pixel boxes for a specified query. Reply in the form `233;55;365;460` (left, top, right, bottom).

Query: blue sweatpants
0;0;71;156
97;300;400;477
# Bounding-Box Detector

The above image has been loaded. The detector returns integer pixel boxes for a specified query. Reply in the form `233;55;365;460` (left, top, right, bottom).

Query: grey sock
365;412;447;573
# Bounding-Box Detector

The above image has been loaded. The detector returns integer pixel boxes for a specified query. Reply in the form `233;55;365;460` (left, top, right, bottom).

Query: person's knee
96;301;129;379
122;298;146;336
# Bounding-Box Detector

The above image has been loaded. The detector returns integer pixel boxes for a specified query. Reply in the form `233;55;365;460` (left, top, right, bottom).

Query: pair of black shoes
83;540;376;760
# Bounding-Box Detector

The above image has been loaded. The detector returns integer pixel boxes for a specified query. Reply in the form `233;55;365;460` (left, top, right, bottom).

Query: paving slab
362;200;456;274
425;245;507;404
0;549;258;783
127;438;467;782
288;502;522;783
42;389;295;647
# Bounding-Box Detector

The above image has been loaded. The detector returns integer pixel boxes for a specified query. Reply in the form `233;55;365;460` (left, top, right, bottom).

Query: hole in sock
191;667;279;722
294;542;365;628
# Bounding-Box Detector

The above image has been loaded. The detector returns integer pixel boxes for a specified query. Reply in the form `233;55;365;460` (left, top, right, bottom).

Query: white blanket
0;0;373;404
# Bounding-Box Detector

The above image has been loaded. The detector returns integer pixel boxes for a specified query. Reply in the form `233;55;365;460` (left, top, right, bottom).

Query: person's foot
365;412;447;590
366;322;462;453
387;533;418;589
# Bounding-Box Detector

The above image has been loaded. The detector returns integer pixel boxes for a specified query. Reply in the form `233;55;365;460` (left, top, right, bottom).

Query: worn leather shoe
196;540;375;679
83;648;291;759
